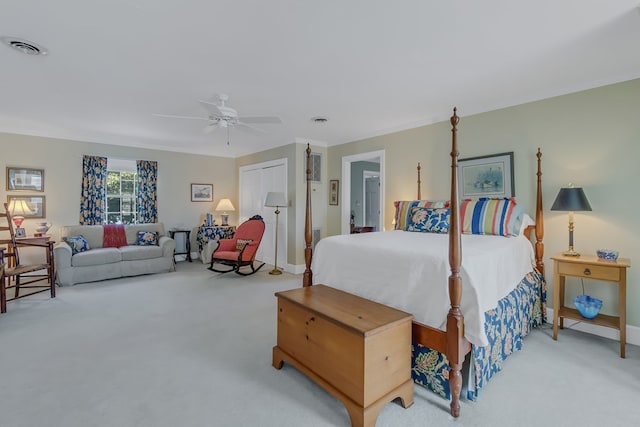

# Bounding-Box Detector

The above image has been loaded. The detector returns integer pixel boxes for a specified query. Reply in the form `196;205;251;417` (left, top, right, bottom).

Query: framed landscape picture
7;195;46;218
191;183;213;202
6;167;44;192
458;152;514;198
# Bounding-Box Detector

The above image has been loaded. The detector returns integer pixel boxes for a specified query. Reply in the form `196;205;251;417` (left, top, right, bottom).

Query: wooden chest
272;285;413;427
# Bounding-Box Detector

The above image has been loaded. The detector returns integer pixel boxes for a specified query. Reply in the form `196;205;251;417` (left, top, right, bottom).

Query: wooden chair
0;203;55;313
208;215;266;276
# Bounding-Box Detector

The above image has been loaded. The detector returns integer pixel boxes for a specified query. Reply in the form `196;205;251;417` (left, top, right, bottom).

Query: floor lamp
265;192;287;275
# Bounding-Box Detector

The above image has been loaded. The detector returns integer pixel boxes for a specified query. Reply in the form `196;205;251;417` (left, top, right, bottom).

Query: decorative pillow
236;239;252;251
460;197;518;237
393;199;450;230
64;235;90;255
406;207;450;233
137;231;159;246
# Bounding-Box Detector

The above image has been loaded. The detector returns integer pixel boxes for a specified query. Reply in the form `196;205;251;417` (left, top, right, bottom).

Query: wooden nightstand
551;253;631;358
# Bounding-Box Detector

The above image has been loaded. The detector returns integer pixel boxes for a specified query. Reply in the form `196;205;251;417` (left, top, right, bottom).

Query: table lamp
215;199;235;226
8;199;33;238
265;192;288;275
550;184;592;256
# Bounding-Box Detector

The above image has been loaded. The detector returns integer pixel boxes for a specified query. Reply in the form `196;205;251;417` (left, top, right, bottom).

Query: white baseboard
546;308;640;346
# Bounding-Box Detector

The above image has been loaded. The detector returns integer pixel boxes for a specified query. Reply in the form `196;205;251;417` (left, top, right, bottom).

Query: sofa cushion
63;235;90;255
125;223;165;245
71;247;122;267
137;231;159;246
119;245;163;261
61;225;104;249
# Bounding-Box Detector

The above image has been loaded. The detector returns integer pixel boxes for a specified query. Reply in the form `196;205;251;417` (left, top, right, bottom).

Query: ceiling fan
154;94;282;143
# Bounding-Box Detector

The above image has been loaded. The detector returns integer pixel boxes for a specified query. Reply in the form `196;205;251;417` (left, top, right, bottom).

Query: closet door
239;159;287;269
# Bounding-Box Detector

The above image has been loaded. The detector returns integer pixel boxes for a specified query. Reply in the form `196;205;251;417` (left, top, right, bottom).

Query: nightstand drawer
558;262;619;281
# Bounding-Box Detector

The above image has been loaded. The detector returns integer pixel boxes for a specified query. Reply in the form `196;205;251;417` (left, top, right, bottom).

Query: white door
239;159;287;269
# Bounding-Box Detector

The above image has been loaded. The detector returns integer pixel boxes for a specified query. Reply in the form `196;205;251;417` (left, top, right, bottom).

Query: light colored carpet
1;262;639;427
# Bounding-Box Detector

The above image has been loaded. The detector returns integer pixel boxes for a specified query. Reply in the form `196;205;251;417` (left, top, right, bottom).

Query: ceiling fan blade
153;113;210;121
239;116;282;124
198;99;225;116
203;123;219;134
237;121;268;135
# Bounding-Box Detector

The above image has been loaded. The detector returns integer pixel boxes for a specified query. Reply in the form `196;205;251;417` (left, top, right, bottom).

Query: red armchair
208;215;266;276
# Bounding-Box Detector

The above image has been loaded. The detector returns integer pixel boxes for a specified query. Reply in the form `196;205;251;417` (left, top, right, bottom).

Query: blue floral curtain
79;155;108;225
137;160;158;223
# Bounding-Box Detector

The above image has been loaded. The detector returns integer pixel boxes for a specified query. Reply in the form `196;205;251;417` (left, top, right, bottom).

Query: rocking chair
1;203;56;313
208;215;266;276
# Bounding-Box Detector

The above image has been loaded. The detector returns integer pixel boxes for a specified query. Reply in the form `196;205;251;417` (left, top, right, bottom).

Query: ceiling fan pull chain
227;125;230;145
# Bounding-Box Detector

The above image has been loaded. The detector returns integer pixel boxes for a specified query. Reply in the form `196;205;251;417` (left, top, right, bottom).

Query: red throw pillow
103;224;128;248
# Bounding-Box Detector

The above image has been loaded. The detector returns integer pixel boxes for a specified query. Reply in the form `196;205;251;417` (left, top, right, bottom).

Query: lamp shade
8;199;33;216
550;187;592;212
265;192;287;208
215;199;235;212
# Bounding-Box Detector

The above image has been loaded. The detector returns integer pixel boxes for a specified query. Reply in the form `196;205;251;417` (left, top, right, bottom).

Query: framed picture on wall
191;183;213;202
329;179;339;206
458;152;514;198
6;167;44;192
7;195;46;218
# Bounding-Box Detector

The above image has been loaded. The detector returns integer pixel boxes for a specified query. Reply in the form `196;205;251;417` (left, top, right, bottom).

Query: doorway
363;171;380;231
340;150;385;235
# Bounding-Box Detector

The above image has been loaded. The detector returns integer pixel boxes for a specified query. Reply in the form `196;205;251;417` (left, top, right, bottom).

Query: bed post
446;108;464;418
417;162;421;199
303;144;313;287
535;148;545;276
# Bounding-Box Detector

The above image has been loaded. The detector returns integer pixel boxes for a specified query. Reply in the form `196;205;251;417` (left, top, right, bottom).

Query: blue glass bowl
596;249;619;262
574;294;603;319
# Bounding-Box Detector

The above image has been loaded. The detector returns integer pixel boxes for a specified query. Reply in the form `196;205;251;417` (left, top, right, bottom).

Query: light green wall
0;133;237;249
326;78;640;327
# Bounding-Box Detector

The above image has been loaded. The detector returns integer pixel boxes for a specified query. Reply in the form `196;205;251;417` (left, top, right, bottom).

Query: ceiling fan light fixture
1;36;48;55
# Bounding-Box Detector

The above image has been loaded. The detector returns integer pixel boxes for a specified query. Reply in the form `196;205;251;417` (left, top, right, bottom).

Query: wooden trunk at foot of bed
302;109;545;418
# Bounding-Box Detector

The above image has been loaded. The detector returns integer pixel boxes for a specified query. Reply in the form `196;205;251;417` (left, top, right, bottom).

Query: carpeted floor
1;262;639;426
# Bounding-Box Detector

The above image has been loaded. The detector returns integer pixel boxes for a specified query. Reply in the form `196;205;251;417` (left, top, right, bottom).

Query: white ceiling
1;1;639;158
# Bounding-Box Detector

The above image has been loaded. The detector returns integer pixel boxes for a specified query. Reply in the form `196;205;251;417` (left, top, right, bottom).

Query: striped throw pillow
460;197;518;237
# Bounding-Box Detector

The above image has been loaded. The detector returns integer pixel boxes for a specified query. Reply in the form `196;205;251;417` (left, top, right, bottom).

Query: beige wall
325;78;640;327
0;133;237;249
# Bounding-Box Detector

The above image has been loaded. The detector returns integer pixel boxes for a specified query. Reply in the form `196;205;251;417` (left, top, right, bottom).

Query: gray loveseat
54;223;175;286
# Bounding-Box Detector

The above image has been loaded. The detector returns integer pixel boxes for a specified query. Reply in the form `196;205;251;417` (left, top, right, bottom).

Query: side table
168;229;192;262
551;253;630;358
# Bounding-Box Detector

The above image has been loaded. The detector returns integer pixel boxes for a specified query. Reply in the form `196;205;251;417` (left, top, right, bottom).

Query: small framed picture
7;195;46;218
458;152;514;198
329;179;339;206
6;167;44;192
191;183;213;202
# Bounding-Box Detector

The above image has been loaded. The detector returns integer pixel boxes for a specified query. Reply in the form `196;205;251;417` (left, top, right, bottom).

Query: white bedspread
312;230;535;346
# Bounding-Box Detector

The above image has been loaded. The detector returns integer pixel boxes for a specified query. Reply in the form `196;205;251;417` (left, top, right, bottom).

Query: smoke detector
1;37;48;55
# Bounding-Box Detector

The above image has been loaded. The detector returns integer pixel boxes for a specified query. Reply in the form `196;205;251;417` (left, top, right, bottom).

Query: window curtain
79;155;108;225
137;160;158;223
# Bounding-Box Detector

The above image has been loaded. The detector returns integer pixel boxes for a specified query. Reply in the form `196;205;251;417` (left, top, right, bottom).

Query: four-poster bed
299;108;545;418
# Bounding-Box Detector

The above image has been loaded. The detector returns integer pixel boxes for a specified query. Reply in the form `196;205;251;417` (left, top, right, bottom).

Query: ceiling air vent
1;37;48;55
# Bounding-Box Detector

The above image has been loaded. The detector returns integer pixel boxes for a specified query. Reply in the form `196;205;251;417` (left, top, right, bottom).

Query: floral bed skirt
411;269;546;400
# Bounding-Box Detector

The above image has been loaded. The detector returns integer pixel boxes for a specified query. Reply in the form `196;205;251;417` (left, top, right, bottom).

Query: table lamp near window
8;199;33;238
265;192;288;275
215;198;235;226
551;184;592;256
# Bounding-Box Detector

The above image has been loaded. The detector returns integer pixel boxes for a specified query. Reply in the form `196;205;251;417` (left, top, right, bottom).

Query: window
107;159;137;224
